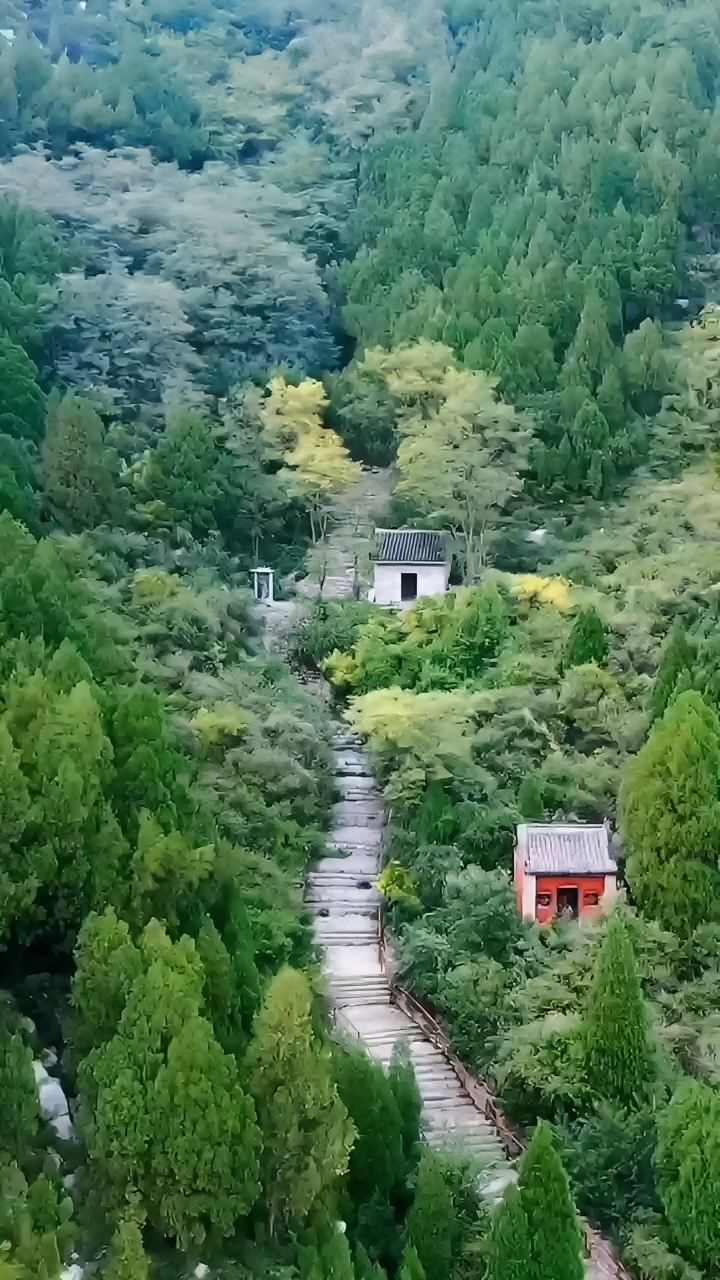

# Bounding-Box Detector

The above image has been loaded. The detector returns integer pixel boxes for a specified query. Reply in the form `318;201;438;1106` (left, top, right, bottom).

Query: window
584;891;600;906
537;893;552;908
401;572;418;601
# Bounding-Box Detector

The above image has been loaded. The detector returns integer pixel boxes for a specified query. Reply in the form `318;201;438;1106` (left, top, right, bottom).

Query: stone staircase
307;725;630;1278
308;724;511;1186
296;467;394;601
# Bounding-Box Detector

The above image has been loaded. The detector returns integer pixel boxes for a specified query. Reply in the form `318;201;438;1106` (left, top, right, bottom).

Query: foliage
650;622;696;722
0;1031;41;1167
78;921;262;1247
656;1081;720;1272
484;1185;532;1280
517;1121;584;1280
582;912;656;1107
564;607;608;669
365;344;530;577
620;692;720;936
405;1152;456;1280
262;377;361;543
246;966;355;1236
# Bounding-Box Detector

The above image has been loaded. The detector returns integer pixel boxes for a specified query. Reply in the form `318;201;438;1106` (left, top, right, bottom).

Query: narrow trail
262;478;627;1280
306;720;627;1280
307;722;510;1181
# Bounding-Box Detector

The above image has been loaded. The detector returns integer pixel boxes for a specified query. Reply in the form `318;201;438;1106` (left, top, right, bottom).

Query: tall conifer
485;1185;532;1280
405;1152;455;1280
517;1122;584;1280
620;690;720;935
583;912;655;1105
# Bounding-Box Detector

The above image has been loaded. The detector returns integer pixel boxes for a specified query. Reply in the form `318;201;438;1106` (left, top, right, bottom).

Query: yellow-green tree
261;376;361;542
363;344;530;580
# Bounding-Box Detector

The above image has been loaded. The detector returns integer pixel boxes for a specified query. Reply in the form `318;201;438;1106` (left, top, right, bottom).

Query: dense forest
2;0;720;1278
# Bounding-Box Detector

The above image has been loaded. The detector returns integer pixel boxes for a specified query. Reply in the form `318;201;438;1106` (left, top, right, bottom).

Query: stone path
295;467;394;601
306;722;628;1280
307;723;512;1188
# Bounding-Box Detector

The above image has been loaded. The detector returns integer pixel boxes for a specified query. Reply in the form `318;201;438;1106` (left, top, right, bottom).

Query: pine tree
564;606;608;668
42;392;118;530
517;1122;584;1280
0;720;34;940
620;691;720;935
583;913;655;1105
0;1029;41;1163
104;1214;149;1280
405;1152;455;1280
484;1185;532;1280
319;1230;355;1280
656;1080;720;1272
517;774;544;820
398;1244;426;1280
247;966;355;1236
650;620;695;721
335;1044;404;1208
388;1040;422;1176
354;1243;388;1280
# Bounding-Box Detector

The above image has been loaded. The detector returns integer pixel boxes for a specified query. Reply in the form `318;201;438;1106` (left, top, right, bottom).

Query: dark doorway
401;572;418;601
556;886;579;919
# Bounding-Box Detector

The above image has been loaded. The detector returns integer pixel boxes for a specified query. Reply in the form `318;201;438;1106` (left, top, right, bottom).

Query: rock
39;1076;69;1120
194;1266;210;1278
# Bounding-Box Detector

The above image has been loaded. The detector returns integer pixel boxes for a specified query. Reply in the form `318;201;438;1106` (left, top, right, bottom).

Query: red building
514;823;618;924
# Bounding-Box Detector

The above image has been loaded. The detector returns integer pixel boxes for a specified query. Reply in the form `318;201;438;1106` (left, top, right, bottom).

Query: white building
372;529;450;608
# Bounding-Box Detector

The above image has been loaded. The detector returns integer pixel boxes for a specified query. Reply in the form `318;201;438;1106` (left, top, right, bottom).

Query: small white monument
251;567;274;603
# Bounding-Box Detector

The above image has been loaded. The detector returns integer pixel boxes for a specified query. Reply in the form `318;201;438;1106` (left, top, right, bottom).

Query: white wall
373;562;450;607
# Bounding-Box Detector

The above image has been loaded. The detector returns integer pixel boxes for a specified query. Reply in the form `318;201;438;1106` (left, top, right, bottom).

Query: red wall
534;875;608;924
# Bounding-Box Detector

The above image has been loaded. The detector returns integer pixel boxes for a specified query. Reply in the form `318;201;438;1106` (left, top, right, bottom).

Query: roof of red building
517;823;618;876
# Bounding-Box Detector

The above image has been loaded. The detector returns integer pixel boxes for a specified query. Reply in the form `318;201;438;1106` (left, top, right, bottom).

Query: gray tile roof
517;823;617;876
375;529;447;564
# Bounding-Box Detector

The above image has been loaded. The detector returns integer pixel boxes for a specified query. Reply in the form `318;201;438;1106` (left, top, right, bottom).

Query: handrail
389;981;525;1160
387;977;633;1279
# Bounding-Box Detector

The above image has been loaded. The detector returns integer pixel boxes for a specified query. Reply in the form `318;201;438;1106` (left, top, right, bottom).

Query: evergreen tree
398;1244;426;1280
42;392;118;530
650;621;695;721
336;1044;404;1210
0;720;34;940
0;1030;41;1164
484;1185;532;1280
80;922;261;1248
656;1080;720;1272
388;1041;422;1177
516;774;544;820
354;1243;388;1280
247;966;355;1236
136;412;224;541
104;1214;149;1280
318;1230;355;1280
583;913;655;1106
405;1152;455;1280
620;691;720;935
564;606;608;669
517;1122;584;1280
